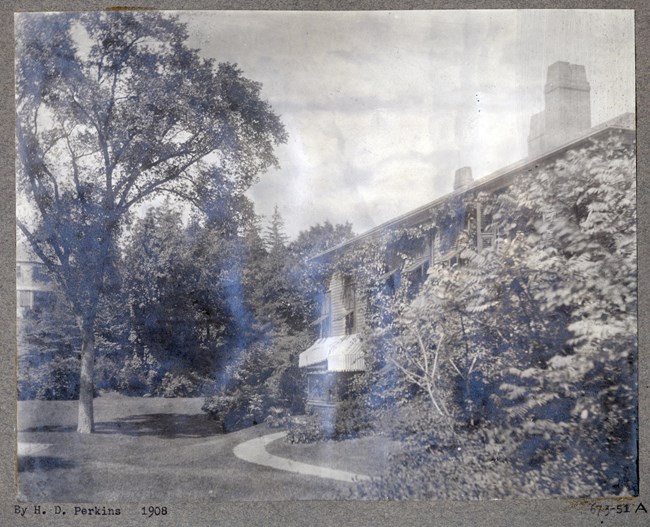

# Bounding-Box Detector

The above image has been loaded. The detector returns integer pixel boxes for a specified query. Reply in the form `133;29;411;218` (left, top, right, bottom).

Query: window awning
298;334;366;372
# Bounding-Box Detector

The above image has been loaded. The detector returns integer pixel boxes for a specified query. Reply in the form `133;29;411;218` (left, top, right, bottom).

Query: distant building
298;61;635;411
16;239;55;317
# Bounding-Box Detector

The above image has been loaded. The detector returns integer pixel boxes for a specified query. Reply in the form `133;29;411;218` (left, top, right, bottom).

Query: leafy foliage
202;331;311;431
16;11;286;431
352;136;636;498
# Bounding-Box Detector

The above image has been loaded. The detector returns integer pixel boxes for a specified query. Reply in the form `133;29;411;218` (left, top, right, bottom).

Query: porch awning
298;334;366;372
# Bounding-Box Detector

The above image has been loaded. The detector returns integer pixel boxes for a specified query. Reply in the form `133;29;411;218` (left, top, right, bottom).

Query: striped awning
298;334;366;372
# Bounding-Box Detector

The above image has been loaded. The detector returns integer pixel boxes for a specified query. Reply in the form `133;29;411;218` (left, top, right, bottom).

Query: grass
17;393;391;502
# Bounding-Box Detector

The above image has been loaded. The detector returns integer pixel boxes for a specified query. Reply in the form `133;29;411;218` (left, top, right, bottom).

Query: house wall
17;239;58;317
325;273;364;338
16;259;55;316
302;122;634;410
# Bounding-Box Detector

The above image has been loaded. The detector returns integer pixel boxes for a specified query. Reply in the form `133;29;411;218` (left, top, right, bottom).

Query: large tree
16;12;287;432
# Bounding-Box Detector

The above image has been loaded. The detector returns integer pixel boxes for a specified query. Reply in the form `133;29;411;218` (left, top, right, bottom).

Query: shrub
285;414;326;443
333;398;373;439
284;398;373;443
264;406;293;428
18;355;80;400
156;372;202;398
202;388;272;432
117;350;162;395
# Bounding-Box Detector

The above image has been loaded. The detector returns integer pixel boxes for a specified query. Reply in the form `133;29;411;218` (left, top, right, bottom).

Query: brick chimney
453;166;473;190
527;61;591;157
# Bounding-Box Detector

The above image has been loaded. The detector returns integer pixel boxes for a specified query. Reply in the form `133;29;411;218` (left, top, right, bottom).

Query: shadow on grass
94;413;221;438
21;425;77;433
19;456;76;472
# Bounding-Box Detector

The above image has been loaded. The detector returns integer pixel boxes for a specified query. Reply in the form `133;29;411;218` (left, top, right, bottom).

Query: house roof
312;112;635;261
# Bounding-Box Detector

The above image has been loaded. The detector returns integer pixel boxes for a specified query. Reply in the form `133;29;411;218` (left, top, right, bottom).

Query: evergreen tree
264;205;289;253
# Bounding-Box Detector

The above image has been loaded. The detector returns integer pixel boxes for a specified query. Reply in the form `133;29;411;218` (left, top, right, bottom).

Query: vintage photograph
16;9;636;501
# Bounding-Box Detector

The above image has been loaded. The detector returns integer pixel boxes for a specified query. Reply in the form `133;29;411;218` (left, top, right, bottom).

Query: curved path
17;442;51;456
233;431;371;483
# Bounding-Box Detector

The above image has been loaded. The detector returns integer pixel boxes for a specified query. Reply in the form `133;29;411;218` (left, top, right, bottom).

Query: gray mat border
1;2;647;526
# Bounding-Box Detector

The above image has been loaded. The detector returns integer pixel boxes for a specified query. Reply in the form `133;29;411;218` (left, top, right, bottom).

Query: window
307;373;337;403
345;311;355;335
16;265;22;281
18;290;32;308
320;294;331;338
385;270;400;294
343;276;355;310
343;277;356;335
33;290;54;309
429;229;444;265
478;211;498;252
32;264;51;283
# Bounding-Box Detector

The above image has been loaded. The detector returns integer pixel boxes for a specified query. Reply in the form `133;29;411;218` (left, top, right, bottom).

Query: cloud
181;10;634;239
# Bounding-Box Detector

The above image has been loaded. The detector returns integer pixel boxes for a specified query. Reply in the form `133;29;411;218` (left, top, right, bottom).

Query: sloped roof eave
310;117;635;262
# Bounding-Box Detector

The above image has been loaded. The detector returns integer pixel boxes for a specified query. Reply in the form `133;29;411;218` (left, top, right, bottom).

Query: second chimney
453;166;473;190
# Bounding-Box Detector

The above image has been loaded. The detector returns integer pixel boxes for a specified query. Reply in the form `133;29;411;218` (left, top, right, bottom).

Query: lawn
17;393;390;502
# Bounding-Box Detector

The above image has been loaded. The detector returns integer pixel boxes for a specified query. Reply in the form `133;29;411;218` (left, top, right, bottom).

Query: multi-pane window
33;290;54;308
32;264;51;283
18;290;32;308
345;311;355;335
432;229;441;260
307;373;337;404
343;276;356;335
320;293;331;338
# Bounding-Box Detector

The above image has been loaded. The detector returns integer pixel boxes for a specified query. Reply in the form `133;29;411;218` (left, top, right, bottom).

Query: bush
156;372;203;397
285;414;326;443
17;297;82;400
333;398;373;439
353;398;627;500
284;398;373;444
202;388;272;432
201;331;311;430
116;350;162;395
355;424;615;500
18;355;80;400
264;406;293;428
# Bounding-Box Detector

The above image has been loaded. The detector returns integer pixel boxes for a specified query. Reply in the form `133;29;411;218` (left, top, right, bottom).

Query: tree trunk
77;323;96;433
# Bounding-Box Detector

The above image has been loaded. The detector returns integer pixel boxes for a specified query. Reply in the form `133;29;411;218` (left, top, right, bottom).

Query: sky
179;10;635;239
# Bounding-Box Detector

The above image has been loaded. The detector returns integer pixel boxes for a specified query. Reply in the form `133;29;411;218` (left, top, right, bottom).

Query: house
16;239;55;318
298;61;636;411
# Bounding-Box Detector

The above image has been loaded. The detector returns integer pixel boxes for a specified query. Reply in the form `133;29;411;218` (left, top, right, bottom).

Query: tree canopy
16;11;287;432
